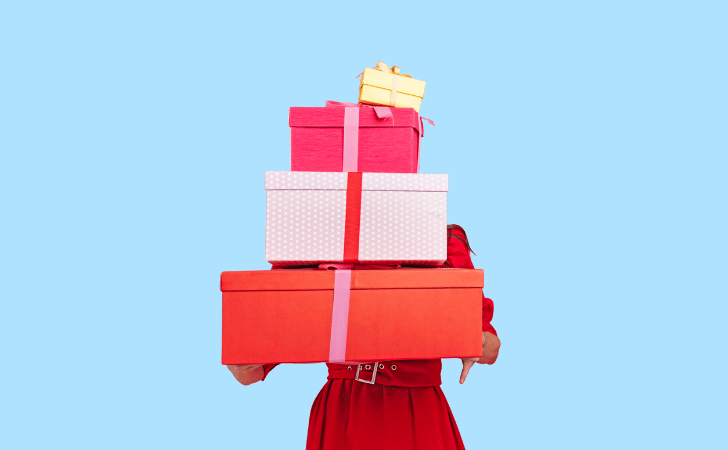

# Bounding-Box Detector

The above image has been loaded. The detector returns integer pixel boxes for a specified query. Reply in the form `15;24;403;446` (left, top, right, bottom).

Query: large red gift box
221;268;483;365
289;105;423;173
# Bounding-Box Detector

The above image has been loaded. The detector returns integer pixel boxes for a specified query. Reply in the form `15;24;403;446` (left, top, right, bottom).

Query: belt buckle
354;362;378;384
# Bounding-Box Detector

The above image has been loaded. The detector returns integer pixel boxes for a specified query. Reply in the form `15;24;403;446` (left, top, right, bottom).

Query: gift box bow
358;61;413;78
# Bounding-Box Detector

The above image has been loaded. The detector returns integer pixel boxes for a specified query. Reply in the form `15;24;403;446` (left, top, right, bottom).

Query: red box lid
220;269;483;292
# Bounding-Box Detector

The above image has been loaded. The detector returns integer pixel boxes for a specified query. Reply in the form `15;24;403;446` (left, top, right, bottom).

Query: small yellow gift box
358;62;426;112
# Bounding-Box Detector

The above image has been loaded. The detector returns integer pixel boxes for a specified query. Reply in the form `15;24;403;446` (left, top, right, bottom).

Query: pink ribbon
329;269;351;363
343;108;359;172
324;100;393;120
319;263;401;270
419;116;435;137
416;116;435;172
319;263;400;363
325;100;358;107
325;101;393;172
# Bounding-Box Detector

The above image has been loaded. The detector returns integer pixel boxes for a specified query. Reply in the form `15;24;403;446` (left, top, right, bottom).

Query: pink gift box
289;106;423;173
265;171;448;266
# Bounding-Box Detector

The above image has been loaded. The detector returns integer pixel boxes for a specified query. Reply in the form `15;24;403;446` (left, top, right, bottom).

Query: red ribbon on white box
343;172;362;262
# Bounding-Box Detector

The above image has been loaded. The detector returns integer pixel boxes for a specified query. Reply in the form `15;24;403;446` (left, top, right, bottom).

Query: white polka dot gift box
265;171;448;266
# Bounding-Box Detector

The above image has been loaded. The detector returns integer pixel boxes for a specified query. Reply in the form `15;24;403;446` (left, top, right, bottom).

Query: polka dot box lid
265;171;448;266
264;171;448;192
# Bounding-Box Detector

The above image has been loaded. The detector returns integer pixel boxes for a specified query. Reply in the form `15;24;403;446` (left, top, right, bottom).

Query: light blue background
1;1;726;449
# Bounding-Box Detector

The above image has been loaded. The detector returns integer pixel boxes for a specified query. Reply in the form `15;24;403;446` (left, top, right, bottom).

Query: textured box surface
221;269;483;364
289;106;421;173
265;171;448;266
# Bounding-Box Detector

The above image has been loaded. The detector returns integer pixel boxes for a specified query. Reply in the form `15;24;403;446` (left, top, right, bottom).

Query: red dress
264;225;497;449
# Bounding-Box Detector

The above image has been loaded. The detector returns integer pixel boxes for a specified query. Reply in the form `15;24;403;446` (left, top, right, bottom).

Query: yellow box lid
359;67;426;99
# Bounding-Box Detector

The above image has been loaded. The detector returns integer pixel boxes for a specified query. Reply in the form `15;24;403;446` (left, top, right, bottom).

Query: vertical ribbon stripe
416;116;435;172
343;172;363;262
390;74;399;106
343;107;359;172
416;113;422;173
329;269;352;363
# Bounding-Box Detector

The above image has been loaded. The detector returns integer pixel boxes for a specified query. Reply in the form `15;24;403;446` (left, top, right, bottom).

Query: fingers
460;359;476;384
227;365;266;386
227;364;263;375
481;333;501;365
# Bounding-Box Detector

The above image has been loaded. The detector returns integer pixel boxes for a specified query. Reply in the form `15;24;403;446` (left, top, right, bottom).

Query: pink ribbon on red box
318;262;400;364
325;101;393;172
329;269;352;363
420;116;435;136
325;101;434;172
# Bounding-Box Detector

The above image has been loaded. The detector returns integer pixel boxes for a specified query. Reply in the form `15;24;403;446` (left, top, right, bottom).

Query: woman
228;225;501;449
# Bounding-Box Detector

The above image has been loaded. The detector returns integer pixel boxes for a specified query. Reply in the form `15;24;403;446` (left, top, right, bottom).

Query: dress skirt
305;361;466;450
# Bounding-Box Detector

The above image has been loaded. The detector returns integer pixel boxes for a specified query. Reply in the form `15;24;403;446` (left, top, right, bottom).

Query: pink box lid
265;172;448;192
289;107;420;129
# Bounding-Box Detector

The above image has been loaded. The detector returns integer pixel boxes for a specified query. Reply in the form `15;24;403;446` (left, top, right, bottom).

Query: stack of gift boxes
221;62;483;366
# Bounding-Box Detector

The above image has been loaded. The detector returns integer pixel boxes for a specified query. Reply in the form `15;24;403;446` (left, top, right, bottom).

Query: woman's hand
227;364;265;386
479;332;501;365
459;357;480;384
459;332;501;384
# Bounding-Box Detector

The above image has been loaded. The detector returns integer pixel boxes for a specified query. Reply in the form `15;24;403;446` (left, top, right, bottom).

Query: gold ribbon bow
372;61;412;106
373;61;412;78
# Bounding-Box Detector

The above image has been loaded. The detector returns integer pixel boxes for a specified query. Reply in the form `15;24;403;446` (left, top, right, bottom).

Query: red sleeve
482;297;497;336
444;226;497;336
261;363;278;381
